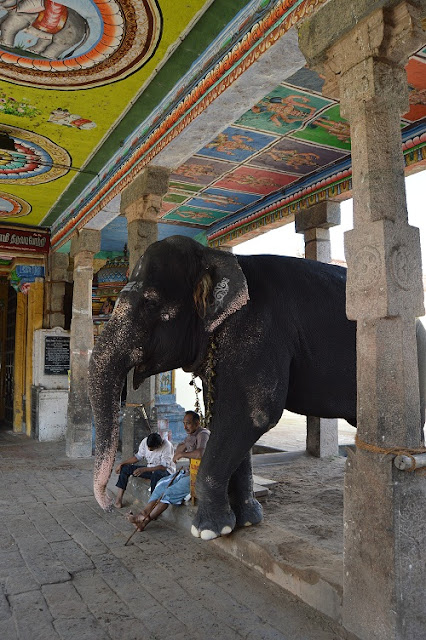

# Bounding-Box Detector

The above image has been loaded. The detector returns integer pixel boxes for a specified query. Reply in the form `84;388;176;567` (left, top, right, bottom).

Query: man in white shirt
114;432;175;508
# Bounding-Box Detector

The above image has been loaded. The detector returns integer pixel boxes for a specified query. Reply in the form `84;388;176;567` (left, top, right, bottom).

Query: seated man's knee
121;464;135;476
150;469;168;490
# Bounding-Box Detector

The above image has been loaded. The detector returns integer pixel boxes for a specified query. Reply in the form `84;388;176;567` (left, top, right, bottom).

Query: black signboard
44;336;70;375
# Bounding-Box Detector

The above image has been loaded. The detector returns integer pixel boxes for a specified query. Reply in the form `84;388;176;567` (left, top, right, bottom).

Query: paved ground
0;429;354;640
257;411;356;452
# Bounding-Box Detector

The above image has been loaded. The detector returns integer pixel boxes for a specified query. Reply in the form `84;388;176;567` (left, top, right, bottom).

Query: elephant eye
143;288;159;302
161;312;170;321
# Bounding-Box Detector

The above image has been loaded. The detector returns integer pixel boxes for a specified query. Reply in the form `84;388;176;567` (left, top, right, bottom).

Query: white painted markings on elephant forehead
120;281;144;294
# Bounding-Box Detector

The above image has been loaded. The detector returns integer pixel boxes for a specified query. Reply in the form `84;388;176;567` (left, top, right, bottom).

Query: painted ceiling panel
235;85;332;135
0;0;423;253
214;166;296;195
0;0;216;225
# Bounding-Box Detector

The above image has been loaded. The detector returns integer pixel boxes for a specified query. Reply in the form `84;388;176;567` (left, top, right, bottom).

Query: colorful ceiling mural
0;0;162;89
0;0;217;228
159;55;426;244
0;0;423;253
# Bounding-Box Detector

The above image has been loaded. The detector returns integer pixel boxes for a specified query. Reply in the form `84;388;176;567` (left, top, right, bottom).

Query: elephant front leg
191;426;263;540
191;482;237;541
228;453;263;528
25;26;52;55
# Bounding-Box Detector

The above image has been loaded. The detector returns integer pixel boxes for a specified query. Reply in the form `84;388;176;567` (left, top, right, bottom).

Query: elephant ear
193;247;249;332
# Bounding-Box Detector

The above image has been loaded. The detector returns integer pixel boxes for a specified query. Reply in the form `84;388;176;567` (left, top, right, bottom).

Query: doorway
3;285;16;429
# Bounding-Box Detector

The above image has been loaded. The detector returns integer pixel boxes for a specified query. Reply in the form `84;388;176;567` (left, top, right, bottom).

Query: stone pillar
45;252;69;329
120;166;170;457
295;201;341;457
66;229;100;458
300;3;426;638
216;243;233;253
155;370;185;442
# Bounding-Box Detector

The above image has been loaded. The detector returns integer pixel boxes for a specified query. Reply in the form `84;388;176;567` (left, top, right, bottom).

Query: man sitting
127;411;209;530
115;432;175;508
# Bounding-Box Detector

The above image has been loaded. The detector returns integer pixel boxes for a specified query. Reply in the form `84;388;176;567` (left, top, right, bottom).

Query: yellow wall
13;292;27;433
0;283;8;420
13;281;44;436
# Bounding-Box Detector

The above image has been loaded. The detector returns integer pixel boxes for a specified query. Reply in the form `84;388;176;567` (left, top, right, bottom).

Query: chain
204;338;216;430
189;337;217;430
190;374;203;417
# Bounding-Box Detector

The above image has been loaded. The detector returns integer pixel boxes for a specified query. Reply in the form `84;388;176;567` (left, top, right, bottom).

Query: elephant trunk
89;316;134;511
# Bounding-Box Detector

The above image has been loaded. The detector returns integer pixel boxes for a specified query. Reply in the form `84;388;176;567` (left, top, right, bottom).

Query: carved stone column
216;243;233;253
45;252;69;329
120;166;170;457
66;229;100;458
300;3;426;638
295;201;341;458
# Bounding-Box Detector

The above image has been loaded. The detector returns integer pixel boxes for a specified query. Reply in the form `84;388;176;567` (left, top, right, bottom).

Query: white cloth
135;438;176;474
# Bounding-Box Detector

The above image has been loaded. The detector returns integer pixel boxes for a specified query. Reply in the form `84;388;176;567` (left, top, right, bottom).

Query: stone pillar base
155;393;186;443
306;416;339;458
343;449;426;639
66;440;92;458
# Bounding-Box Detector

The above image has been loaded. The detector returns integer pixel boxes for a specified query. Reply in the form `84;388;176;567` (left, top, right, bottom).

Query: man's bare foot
127;511;151;531
115;500;123;508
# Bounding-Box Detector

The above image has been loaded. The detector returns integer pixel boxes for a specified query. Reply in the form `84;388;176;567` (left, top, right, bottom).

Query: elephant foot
232;497;263;529
191;505;236;540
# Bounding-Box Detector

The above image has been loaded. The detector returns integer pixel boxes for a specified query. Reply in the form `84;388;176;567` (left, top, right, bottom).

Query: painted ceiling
0;0;424;255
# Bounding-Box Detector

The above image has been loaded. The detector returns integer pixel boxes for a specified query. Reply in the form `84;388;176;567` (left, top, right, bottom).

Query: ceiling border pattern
51;0;329;249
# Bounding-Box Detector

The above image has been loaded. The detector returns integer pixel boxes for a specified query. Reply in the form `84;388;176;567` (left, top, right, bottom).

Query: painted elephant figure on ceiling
0;0;89;60
89;235;426;540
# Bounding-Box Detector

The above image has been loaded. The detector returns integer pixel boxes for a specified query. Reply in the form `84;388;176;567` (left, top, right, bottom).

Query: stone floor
257;411;356;452
0;428;356;640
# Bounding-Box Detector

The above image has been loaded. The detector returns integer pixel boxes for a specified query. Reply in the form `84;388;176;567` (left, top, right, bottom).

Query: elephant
89;235;426;540
0;0;89;60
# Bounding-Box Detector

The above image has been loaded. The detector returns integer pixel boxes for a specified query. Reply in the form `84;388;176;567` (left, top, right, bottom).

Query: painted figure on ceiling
251;95;317;127
174;210;216;221
199;193;240;207
175;163;217;179
408;86;426;106
265;148;320;170
49;107;96;129
229;174;278;188
205;133;256;156
0;0;92;60
309;117;351;144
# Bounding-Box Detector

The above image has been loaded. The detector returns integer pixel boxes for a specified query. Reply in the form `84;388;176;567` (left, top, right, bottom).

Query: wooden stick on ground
124;527;139;546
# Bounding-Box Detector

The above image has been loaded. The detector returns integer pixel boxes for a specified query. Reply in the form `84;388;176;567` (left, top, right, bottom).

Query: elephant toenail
191;525;201;538
201;529;218;540
220;526;232;535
